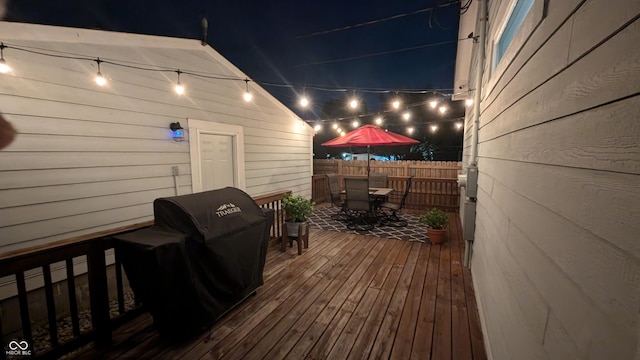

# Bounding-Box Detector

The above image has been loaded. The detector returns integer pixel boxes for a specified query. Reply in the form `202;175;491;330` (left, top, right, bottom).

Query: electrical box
466;165;478;198
463;200;476;241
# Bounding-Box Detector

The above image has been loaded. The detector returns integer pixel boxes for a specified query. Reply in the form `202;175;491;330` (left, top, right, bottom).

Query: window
493;0;535;69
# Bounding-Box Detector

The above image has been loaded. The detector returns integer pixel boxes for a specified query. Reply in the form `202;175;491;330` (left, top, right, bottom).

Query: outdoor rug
308;205;428;243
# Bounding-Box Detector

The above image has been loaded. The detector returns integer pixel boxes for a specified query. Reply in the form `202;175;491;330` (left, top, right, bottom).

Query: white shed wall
463;0;640;358
0;22;313;255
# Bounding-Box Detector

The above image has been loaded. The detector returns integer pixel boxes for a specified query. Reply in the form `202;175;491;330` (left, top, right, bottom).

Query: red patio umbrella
322;125;419;175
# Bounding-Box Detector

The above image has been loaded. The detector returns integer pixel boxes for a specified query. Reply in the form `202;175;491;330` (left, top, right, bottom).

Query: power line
296;0;461;39
296;38;464;67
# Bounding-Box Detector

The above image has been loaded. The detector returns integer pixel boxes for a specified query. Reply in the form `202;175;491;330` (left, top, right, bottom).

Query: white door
188;119;246;193
199;133;235;191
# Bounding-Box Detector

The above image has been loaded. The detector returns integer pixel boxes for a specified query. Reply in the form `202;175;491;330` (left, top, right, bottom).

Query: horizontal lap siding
471;0;640;359
0;33;311;254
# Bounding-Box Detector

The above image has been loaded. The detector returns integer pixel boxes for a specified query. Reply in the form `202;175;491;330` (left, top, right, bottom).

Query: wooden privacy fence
314;159;462;178
0;190;290;360
312;159;462;211
312;174;460;212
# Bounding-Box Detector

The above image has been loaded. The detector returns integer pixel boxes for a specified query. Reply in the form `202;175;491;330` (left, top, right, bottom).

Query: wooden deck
73;214;486;360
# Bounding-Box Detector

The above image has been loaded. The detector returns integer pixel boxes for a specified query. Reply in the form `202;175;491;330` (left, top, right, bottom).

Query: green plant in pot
282;193;315;236
419;208;449;244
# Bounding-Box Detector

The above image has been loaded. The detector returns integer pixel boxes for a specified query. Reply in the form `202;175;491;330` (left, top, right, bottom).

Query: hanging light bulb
429;99;438;109
332;123;338;130
300;96;309;107
174;70;185;95
465;98;474;106
340;131;346;136
243;79;252;102
402;111;411;121
439;105;448;114
456;122;463;130
430;124;438;132
0;43;10;74
392;99;400;109
94;58;106;86
407;127;414;134
349;98;358;109
352;120;359;128
375;116;383;125
313;124;322;132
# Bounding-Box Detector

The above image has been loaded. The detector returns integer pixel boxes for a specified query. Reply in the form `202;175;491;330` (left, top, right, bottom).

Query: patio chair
344;178;374;231
368;172;388;188
326;174;350;221
368;172;389;211
379;176;413;227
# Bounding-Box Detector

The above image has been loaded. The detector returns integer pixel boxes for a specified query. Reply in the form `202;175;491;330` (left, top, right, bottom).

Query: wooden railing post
87;244;112;349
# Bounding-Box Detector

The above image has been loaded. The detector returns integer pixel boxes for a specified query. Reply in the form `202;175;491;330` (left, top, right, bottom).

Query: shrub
282;193;315;222
418;208;448;230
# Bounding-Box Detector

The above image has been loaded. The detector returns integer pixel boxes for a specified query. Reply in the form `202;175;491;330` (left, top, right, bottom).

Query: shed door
199;133;235;191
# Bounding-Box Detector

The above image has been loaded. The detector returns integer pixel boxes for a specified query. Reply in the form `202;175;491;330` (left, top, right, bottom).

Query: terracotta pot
427;227;447;244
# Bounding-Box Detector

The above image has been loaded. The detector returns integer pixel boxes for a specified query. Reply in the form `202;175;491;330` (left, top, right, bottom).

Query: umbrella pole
367;145;370;177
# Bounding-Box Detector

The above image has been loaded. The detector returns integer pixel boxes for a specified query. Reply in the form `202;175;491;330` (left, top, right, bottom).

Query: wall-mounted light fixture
170;122;184;141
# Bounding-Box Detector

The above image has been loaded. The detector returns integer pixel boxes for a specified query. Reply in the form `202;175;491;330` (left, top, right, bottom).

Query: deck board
71;213;486;360
389;243;430;360
432;236;452;360
342;241;412;360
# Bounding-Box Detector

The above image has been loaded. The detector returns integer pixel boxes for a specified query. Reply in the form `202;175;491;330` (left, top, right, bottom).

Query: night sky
1;0;466;160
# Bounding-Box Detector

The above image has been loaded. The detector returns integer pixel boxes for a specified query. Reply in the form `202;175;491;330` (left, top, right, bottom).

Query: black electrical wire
297;0;461;39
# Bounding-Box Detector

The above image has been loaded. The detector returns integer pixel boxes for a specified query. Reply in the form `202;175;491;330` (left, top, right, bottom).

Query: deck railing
0;190;290;360
311;174;460;211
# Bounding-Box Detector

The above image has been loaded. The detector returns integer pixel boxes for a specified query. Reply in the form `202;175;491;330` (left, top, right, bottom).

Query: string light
456;122;463;130
430;124;438;132
392;97;400;109
0;42;473;137
352;120;359;128
174;70;185;95
407;127;414;134
94;58;106;86
0;43;10;74
243;79;252;102
0;43;467;102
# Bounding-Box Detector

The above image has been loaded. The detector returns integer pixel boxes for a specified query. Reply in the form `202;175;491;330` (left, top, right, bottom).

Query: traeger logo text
216;203;241;217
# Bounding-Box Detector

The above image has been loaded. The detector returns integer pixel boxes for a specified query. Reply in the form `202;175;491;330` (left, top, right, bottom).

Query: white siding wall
465;0;640;358
0;23;312;255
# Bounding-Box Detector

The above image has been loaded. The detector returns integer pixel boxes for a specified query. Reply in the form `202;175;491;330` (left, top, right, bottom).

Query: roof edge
0;21;200;50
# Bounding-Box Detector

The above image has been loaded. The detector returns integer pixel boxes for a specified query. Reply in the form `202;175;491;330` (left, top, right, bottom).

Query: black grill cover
115;187;273;339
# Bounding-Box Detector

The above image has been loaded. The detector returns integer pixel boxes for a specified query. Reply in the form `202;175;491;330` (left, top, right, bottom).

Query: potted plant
282;193;315;237
419;208;449;244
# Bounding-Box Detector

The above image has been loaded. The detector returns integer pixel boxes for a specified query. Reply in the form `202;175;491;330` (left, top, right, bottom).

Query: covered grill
114;187;274;339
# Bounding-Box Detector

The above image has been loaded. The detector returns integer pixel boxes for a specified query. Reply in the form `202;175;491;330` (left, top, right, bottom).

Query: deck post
87;243;112;349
